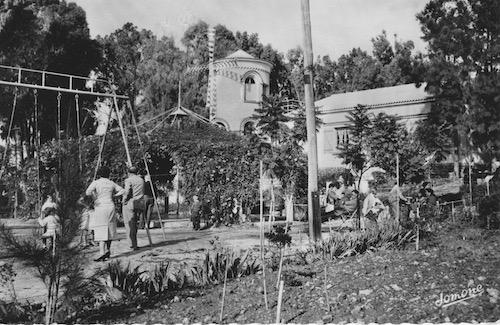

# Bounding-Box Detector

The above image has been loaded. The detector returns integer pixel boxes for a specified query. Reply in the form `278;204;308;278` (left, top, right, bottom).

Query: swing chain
34;89;41;215
74;94;82;171
56;91;62;189
0;87;19;181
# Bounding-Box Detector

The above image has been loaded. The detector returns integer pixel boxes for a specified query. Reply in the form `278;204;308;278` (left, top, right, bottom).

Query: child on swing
38;206;60;249
77;195;95;247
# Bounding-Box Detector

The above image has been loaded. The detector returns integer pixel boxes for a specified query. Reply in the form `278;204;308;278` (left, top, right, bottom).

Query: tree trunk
355;175;363;230
285;194;294;223
453;150;460;179
355;194;361;230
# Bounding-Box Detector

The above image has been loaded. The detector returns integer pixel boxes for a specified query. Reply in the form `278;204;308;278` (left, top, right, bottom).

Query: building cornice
215;57;273;70
323;112;430;127
317;97;435;115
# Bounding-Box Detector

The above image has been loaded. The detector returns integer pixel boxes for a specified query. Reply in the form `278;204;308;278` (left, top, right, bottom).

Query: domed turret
209;49;272;133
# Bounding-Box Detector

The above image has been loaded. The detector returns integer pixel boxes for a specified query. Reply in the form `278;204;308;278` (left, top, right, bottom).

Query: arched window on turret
242;120;255;136
215;122;227;130
244;76;259;102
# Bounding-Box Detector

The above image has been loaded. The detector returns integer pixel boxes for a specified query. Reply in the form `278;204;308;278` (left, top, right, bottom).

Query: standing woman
85;166;125;261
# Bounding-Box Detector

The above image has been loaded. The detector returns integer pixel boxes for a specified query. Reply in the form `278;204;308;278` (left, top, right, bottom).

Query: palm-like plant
252;95;291;146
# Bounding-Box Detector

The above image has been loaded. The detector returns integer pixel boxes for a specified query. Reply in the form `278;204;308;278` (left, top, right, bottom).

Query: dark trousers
191;213;200;230
123;202;138;248
140;196;154;228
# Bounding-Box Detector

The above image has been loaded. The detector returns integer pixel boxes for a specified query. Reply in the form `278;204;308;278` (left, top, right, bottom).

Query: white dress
85;178;124;241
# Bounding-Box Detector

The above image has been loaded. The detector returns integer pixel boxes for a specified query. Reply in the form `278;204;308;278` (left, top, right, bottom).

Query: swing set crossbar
0;64;129;99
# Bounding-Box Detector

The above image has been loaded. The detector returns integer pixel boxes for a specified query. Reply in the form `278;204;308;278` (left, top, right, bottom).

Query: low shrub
265;224;291;248
101;248;261;302
477;193;500;229
191;249;261;285
311;222;415;260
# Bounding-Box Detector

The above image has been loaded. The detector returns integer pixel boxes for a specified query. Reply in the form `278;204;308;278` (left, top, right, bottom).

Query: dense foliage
0;145;88;323
370;113;428;183
13;122;264;225
286;31;426;101
0;0;101;155
339;106;429;185
417;0;500;169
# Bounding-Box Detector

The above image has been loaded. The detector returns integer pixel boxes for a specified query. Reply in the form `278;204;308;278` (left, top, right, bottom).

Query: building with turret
209;49;273;132
209;53;433;169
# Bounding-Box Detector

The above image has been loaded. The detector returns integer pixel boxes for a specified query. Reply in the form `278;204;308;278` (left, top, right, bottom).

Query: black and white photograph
0;0;499;323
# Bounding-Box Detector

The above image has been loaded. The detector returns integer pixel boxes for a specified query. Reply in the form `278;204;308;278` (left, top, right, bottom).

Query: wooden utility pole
301;0;321;241
396;153;400;225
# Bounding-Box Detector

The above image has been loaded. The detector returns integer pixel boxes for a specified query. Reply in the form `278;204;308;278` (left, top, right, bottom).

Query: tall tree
136;35;184;118
338;105;372;229
314;55;338;99
312;31;425;100
370;113;428;183
0;0;101;159
181;20;293;110
336;48;383;92
252;95;291;146
372;30;394;66
96;22;153;119
417;0;500;170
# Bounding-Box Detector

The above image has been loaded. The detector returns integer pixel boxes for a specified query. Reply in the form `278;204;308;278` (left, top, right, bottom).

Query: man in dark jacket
123;166;144;250
191;195;202;230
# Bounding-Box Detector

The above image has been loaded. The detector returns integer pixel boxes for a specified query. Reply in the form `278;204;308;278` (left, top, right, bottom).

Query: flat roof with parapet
315;83;434;115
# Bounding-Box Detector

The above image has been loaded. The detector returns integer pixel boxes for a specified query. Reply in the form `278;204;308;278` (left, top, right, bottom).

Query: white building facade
211;49;273;132
315;83;433;169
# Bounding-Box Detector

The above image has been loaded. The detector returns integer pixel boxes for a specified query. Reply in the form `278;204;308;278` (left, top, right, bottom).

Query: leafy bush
146;262;187;295
107;262;148;299
430;163;455;178
18;123;261;226
318;167;353;187
0;261;16;300
102;248;261;302
265;224;291;248
311;222;415;260
477;193;500;229
0;145;88;324
191;249;261;285
0;300;40;323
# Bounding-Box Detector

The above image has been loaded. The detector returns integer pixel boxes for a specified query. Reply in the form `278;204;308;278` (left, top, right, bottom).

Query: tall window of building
336;127;350;148
324;128;336;153
324;126;350;153
244;76;259;102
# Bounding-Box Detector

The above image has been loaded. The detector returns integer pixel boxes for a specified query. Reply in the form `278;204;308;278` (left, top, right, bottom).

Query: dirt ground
0;218;317;304
101;223;500;324
3;212;499;323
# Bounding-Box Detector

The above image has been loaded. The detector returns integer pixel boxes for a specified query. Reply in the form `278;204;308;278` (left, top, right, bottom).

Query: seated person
342;188;358;216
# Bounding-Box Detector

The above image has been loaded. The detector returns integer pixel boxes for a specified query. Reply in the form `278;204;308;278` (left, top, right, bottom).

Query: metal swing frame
0;64;167;241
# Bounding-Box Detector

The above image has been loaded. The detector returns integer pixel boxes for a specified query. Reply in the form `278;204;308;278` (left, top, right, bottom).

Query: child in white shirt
38;207;60;247
77;195;95;247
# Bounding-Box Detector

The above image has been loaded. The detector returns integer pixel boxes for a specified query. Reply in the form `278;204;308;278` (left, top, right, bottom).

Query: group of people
83;166;157;261
321;175;439;230
37;165;157;262
323;177;358;220
189;196;241;230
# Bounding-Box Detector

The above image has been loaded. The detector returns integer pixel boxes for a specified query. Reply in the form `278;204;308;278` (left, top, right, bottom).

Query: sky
74;0;430;60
